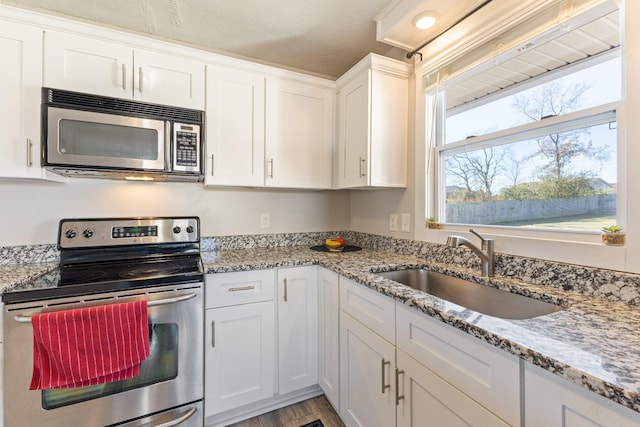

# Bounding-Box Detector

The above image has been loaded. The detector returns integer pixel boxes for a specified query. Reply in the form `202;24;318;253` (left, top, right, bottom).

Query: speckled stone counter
4;234;640;416
201;246;640;416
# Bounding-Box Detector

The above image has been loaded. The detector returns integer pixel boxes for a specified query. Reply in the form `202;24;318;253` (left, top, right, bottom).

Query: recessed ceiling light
413;12;437;30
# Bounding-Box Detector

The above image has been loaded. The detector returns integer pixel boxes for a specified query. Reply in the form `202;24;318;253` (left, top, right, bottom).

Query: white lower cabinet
277;266;318;394
339;277;396;427
525;362;640;427
396;303;521;426
204;301;275;416
396;350;509;427
338;277;521;427
204;270;276;417
340;310;396;427
317;267;340;409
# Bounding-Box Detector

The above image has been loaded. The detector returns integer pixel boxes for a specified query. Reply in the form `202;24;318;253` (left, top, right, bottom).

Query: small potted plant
427;217;442;229
601;225;625;246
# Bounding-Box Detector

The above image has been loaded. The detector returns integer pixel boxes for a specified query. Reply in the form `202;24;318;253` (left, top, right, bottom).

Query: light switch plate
389;214;399;231
260;213;270;229
401;213;410;232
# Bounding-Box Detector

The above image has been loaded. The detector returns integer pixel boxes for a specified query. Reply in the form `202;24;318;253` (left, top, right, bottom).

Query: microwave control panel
173;123;201;172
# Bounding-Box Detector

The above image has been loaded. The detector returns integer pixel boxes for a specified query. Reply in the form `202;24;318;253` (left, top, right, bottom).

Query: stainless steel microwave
42;88;204;181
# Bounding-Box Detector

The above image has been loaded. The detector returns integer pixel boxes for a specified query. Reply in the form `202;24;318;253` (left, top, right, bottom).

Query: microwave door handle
13;292;198;323
165;121;172;171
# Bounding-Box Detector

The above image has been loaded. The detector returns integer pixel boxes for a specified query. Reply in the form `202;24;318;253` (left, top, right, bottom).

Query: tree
446;147;506;201
512;81;608;179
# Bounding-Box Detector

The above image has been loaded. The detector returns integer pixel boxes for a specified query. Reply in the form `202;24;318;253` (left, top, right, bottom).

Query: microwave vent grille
44;88;203;124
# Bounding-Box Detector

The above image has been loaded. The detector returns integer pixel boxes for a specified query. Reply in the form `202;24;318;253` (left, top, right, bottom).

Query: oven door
3;283;203;427
45;106;167;171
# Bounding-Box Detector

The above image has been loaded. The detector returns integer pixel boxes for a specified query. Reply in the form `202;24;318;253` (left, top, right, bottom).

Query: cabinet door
525;363;640;427
0;22;47;180
265;78;333;189
340;311;395;427
205;66;265;186
396;303;520;426
337;70;369;188
317;268;340;409
134;49;205;109
277;266;318;394
396;350;509;427
369;69;408;187
43;30;132;99
204;301;275;416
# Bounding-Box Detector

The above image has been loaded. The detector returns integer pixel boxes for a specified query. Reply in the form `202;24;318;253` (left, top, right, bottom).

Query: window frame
413;0;633;272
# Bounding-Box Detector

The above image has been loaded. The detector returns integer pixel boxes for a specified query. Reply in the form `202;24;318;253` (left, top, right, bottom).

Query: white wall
0;178;350;246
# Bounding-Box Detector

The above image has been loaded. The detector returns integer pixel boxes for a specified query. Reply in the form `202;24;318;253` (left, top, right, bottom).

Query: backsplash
3;231;640;305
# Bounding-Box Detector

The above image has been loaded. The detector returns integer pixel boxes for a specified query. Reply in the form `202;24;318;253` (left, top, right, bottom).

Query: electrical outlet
260;213;270;229
401;213;411;232
389;214;398;231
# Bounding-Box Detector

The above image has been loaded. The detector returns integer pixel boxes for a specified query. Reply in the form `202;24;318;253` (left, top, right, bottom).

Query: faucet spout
446;229;494;277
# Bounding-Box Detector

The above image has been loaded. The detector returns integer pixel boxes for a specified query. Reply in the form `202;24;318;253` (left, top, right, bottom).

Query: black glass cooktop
59;255;203;287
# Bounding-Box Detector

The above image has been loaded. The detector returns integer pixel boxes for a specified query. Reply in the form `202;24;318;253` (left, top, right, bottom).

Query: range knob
172;226;181;234
186;225;194;234
65;228;77;239
83;228;94;238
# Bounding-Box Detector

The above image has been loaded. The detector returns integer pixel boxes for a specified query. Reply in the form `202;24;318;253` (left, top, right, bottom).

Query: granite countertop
201;246;640;415
3;246;640;415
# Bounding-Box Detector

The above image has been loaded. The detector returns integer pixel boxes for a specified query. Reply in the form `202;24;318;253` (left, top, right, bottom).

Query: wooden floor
227;395;345;427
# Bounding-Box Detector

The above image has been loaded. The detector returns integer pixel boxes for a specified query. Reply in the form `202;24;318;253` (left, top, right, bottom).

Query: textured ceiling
3;0;408;79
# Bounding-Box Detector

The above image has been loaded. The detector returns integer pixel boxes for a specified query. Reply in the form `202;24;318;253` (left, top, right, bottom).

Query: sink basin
376;269;562;320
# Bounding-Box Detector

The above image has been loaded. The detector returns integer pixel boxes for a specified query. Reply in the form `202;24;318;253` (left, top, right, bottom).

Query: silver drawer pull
228;285;256;292
381;359;391;393
13;292;197;323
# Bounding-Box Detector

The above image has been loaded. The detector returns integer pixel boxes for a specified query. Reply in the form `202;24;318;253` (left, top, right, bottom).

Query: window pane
443;122;616;231
445;57;621;144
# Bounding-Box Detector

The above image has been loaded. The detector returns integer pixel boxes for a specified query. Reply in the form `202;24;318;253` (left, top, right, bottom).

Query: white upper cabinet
265;78;333;189
205;66;265;187
0;20;61;181
43;30;205;109
336;54;411;188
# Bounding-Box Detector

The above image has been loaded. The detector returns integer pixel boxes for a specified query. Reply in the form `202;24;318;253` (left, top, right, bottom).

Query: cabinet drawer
340;276;395;343
396;303;520;426
205;270;276;308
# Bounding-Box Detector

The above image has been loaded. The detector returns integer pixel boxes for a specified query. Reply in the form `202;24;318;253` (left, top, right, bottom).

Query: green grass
492;214;616;231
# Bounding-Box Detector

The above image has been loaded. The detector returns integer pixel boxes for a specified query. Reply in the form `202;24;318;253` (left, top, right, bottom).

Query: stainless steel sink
376;269;562;320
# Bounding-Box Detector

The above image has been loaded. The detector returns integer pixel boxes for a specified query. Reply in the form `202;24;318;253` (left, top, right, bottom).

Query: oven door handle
13;291;198;323
117;404;198;427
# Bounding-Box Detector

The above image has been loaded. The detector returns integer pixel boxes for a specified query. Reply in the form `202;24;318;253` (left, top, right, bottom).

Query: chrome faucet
446;229;495;277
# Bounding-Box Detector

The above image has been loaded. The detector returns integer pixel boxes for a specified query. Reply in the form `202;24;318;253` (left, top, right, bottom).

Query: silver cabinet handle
14;292;197;323
395;368;405;405
267;158;274;178
138;67;143;93
210;154;215;176
283;278;288;302
122;64;126;90
26;139;33;167
228;285;255;292
211;321;216;348
359;157;366;178
381;359;390;393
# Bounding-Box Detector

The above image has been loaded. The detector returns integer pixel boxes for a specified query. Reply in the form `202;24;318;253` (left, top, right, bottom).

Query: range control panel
58;217;199;249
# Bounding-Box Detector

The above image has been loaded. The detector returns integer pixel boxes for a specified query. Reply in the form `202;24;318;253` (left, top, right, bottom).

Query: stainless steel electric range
3;217;204;427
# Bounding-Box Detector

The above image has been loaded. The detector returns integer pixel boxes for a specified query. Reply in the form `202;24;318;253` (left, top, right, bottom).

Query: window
433;9;621;232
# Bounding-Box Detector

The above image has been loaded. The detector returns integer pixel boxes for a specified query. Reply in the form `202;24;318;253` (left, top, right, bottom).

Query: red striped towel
30;300;150;390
